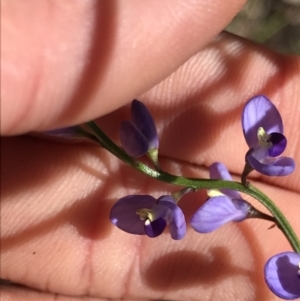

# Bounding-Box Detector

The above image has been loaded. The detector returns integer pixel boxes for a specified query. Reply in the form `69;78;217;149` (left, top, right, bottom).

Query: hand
1;1;299;300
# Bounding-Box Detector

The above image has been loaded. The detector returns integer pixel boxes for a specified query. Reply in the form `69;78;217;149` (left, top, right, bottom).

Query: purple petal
209;162;240;199
251;146;269;162
269;133;287;157
131;100;159;150
231;199;251;221
210;162;233;181
110;195;156;235
43;126;84;139
120;120;149;157
247;154;295;176
264;252;300;300
242;95;283;148
144;218;166;237
190;196;249;233
158;195;186;240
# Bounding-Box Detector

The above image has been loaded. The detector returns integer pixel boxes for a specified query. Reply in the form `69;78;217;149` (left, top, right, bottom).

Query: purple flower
242;95;295;176
44;126;82;138
190;162;250;233
42;126;98;143
264;251;300;300
120;100;159;160
110;194;186;239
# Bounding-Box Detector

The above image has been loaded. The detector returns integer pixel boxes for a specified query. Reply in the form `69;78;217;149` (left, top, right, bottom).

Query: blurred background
226;0;300;54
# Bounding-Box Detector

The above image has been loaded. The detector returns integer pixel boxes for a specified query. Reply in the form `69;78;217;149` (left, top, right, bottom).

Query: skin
1;1;300;300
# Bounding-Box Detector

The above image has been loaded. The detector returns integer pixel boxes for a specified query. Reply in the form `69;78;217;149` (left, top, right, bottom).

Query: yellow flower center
257;127;271;148
136;208;154;222
207;189;225;197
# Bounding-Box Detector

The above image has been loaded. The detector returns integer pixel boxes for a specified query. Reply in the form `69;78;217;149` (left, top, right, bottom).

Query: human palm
1;1;300;300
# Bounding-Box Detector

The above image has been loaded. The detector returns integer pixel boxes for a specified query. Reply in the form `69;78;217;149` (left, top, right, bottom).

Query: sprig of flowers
45;96;300;299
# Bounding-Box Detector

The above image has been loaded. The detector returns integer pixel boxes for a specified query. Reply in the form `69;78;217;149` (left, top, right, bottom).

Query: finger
1;135;298;301
1;0;246;135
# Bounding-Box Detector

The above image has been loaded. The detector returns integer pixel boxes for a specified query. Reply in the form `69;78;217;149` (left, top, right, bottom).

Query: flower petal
120;120;149;157
144;218;166;237
44;127;79;138
231;199;251;221
242;95;283;148
190;196;248;233
158;195;186;240
110;195;156;235
209;162;240;199
131;100;159;150
247;154;295;176
269;133;287;157
264;252;300;300
251;146;269;161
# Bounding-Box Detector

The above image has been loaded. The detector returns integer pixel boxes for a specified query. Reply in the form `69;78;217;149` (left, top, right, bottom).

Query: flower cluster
44;96;298;300
108;97;298;300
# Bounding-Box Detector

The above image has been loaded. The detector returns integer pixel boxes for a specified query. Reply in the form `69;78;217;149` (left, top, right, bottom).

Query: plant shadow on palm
1;137;116;252
142;229;270;301
1;135;205;250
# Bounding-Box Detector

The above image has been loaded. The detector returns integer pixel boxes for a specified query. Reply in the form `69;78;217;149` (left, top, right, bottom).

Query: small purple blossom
110;194;186;239
42;126;98;143
242;95;295;176
120;100;159;159
190;162;250;233
264;251;300;300
44;126;81;138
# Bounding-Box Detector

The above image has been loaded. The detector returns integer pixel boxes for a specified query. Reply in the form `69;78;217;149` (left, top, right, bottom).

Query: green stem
86;121;300;253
